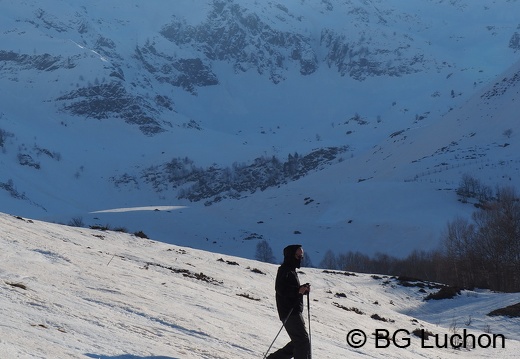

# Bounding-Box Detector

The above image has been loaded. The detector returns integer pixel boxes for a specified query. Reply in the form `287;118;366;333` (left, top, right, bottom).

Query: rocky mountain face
158;1;434;83
113;146;348;205
1;0;520;259
2;1;462;135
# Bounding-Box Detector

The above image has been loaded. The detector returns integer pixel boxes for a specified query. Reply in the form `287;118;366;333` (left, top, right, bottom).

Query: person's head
283;244;304;268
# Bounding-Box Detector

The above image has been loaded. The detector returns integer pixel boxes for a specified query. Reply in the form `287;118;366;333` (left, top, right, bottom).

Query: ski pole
262;307;294;359
307;293;312;359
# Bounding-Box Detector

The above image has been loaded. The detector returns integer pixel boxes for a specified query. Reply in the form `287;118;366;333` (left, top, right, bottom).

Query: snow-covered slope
1;0;520;261
1;212;519;358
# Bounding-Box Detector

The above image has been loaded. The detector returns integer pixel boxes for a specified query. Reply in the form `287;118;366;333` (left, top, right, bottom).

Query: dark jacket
275;244;303;320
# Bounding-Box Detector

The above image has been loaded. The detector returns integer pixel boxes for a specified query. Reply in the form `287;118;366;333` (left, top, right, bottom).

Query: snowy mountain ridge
1;0;520;261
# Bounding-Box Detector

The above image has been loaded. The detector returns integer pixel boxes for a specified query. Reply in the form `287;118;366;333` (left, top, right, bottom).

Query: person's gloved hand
299;283;311;295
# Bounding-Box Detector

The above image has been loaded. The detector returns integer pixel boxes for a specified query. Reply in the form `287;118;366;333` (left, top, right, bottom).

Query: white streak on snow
90;206;187;213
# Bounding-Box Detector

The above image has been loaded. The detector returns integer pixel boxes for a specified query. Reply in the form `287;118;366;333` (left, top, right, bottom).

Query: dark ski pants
267;313;310;359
